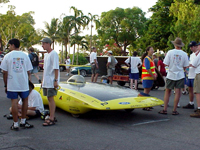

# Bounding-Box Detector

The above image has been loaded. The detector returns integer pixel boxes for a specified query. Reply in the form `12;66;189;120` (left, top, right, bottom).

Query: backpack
30;53;39;66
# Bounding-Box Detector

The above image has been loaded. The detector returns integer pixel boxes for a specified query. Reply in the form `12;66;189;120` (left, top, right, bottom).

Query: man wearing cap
159;37;189;115
106;50;118;84
190;43;200;117
40;37;60;126
182;41;198;109
90;47;99;82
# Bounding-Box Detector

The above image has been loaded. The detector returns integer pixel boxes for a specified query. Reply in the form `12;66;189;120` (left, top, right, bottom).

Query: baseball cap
188;41;197;47
107;50;113;54
40;37;52;44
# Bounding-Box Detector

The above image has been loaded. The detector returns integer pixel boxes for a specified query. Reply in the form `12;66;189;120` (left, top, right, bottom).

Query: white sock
198;107;200;110
189;102;194;105
14;122;19;127
20;118;26;124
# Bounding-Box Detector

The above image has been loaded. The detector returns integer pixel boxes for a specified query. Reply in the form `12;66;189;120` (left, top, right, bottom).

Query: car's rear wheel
117;81;126;86
80;70;87;77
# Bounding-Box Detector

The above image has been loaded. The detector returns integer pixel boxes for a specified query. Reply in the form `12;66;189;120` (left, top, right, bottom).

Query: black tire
59;66;65;72
71;114;80;118
125;109;134;113
117;81;126;86
80;70;87;77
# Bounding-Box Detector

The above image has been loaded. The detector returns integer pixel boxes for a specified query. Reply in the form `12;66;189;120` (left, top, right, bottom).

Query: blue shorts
30;66;38;74
129;73;139;80
142;80;154;88
7;90;29;99
187;79;194;87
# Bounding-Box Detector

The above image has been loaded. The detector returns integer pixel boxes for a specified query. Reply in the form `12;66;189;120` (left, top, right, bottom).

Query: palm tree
42;18;60;49
87;13;101;52
67;6;89;65
70;35;88;65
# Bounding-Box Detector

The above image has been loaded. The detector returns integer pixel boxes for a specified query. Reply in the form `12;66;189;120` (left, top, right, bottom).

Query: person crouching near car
9;81;44;119
139;46;157;111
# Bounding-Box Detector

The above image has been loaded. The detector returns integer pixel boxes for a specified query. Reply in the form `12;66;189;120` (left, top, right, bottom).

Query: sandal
43;119;55;126
143;107;152;111
172;111;179;115
158;110;167;115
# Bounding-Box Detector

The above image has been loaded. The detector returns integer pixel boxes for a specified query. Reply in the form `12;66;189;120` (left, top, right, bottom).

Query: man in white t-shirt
190;43;200;117
183;41;198;109
0;38;33;130
65;56;71;76
40;37;60;126
9;81;44;118
125;51;142;90
90;47;99;82
159;37;189;115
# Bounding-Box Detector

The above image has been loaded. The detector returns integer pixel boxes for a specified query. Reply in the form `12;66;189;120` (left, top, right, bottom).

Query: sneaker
20;121;34;129
7;114;13;119
10;123;19;131
177;103;181;108
182;103;194;109
190;109;200;118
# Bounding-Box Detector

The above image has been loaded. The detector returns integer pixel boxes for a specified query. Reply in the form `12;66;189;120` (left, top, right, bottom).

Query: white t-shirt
0;50;33;91
188;53;196;79
19;89;44;113
90;52;98;64
125;57;142;73
191;52;200;74
65;58;71;69
164;49;189;80
42;50;60;88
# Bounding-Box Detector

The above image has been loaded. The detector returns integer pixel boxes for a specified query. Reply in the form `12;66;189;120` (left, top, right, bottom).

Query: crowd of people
1;36;200;132
90;37;200;116
0;37;59;131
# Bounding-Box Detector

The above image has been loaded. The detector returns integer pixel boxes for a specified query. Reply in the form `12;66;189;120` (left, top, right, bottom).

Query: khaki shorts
43;88;57;97
166;78;184;89
194;74;200;94
91;64;99;74
107;68;114;77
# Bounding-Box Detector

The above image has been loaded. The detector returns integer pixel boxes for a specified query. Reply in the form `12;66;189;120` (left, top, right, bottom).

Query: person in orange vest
139;46;157;111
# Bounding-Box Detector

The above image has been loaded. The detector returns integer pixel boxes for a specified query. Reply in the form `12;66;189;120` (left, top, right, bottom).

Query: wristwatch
54;79;58;82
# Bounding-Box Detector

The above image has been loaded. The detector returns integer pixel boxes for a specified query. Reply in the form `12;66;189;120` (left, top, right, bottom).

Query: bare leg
91;74;94;82
134;80;138;90
173;88;181;111
21;97;28;119
130;79;133;89
163;88;171;111
196;93;200;107
27;110;36;116
143;88;151;95
188;87;194;102
48;96;56;120
34;73;40;81
94;73;99;82
11;99;19;122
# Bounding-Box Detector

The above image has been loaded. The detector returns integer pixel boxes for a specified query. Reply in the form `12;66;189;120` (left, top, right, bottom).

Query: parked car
38;60;66;72
70;63;91;77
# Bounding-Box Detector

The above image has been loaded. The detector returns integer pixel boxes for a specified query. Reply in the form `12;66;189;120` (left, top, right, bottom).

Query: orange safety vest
141;56;156;80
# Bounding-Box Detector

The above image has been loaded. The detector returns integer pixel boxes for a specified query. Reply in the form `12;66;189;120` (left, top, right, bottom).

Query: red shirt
157;60;166;76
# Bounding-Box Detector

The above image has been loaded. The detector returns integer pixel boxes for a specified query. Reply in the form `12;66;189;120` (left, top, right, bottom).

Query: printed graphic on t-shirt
173;54;182;65
12;58;24;73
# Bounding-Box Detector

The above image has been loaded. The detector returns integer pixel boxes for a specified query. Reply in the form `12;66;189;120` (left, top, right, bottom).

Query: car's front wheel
80;70;87;77
59;66;65;72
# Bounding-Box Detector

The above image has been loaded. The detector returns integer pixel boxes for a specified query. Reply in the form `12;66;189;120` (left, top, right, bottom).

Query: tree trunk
72;45;75;65
76;45;79;65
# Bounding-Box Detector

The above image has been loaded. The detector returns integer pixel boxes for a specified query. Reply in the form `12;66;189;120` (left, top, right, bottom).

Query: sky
0;0;158;52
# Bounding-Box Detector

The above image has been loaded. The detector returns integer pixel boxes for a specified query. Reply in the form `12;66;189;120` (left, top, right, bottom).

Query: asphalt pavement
0;71;200;150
